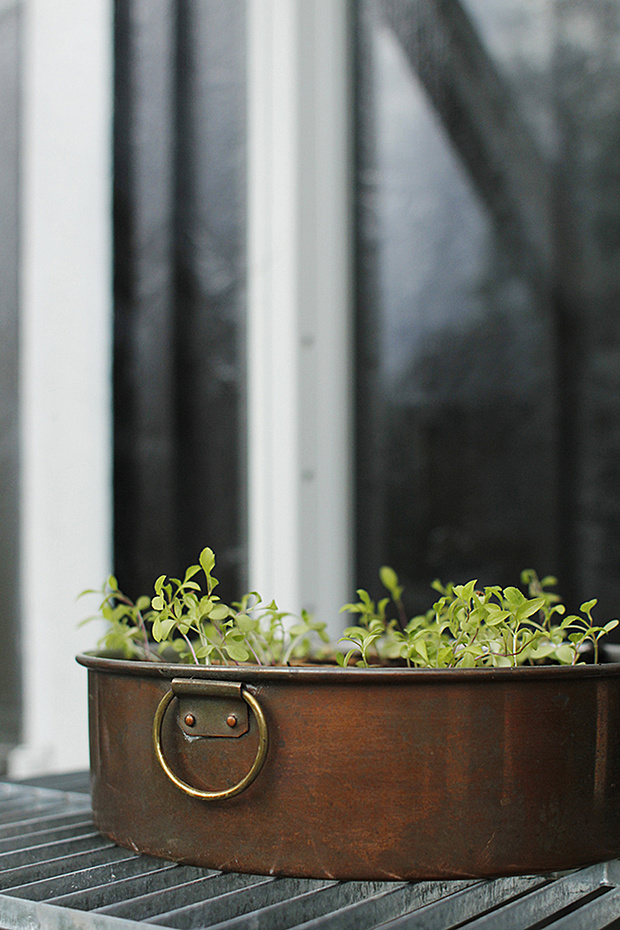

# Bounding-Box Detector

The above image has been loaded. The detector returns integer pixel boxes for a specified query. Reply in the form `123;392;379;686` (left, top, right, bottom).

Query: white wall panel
12;0;113;775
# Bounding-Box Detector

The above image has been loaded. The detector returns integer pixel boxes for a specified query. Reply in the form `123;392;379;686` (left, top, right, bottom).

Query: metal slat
11;772;91;794
0;785;619;929
178;880;421;930
0;796;52;815
0;799;90;827
0;782;83;815
550;885;620;929
5;853;178;902
144;876;333;928
46;865;208;911
0;844;143;890
0;819;95;852
0;800;69;825
0;785;51;804
242;880;475;930
0;808;92;839
0;894;155;930
372;875;549;930
0;832;115;870
1;864;620;930
95;872;274;921
454;863;611;929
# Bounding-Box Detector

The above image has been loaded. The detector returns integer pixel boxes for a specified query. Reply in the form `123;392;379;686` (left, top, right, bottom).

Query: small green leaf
183;564;201;583
199;547;216;575
195;643;215;659
210;604;231;621
379;565;398;589
515;597;547;620
225;641;250;662
555;643;575;664
154;575;167;596
182;581;202;592
235;614;258;632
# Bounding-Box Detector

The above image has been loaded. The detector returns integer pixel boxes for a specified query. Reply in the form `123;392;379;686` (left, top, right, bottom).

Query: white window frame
247;0;354;634
12;0;113;776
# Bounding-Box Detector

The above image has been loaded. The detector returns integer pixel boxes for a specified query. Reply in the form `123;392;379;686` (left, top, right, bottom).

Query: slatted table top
0;779;619;929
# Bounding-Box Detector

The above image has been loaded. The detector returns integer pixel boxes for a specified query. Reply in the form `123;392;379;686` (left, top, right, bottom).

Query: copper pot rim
76;650;620;684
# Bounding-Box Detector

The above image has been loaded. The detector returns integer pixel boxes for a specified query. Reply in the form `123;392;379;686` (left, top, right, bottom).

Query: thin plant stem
181;632;200;665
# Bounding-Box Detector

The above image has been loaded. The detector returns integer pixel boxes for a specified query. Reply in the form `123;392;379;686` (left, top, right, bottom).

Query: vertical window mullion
247;0;353;632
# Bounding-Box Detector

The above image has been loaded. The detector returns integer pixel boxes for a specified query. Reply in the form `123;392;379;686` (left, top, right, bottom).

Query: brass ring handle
153;682;269;801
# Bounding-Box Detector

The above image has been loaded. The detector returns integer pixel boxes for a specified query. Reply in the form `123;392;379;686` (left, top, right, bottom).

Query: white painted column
247;0;353;633
11;0;113;775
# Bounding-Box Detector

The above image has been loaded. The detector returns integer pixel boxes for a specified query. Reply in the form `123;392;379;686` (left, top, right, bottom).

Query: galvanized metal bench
0;778;619;929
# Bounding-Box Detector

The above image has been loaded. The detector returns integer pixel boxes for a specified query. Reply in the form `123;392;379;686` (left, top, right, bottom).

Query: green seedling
336;569;618;668
83;548;618;669
83;547;329;666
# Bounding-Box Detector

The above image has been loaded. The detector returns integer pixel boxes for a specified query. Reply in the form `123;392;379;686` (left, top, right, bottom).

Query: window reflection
356;0;620;622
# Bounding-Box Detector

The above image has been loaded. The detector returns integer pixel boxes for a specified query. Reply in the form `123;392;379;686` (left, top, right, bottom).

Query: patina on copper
77;652;620;881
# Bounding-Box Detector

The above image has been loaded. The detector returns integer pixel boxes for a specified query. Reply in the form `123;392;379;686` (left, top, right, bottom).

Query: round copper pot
77;652;620;880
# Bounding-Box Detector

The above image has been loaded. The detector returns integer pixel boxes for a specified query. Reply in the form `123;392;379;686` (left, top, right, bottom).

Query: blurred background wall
2;0;620;773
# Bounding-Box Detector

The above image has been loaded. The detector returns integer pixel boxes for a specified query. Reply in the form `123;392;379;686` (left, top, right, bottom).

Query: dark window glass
356;0;620;622
114;0;246;601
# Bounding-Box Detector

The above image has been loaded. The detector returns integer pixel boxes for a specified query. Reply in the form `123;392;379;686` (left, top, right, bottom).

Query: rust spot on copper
226;714;238;728
184;713;196;727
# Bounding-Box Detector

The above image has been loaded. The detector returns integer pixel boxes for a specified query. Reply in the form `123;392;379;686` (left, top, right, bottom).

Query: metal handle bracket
153;679;268;801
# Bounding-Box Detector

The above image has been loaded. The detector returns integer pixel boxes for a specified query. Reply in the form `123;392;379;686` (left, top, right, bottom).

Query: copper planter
77;652;620;880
